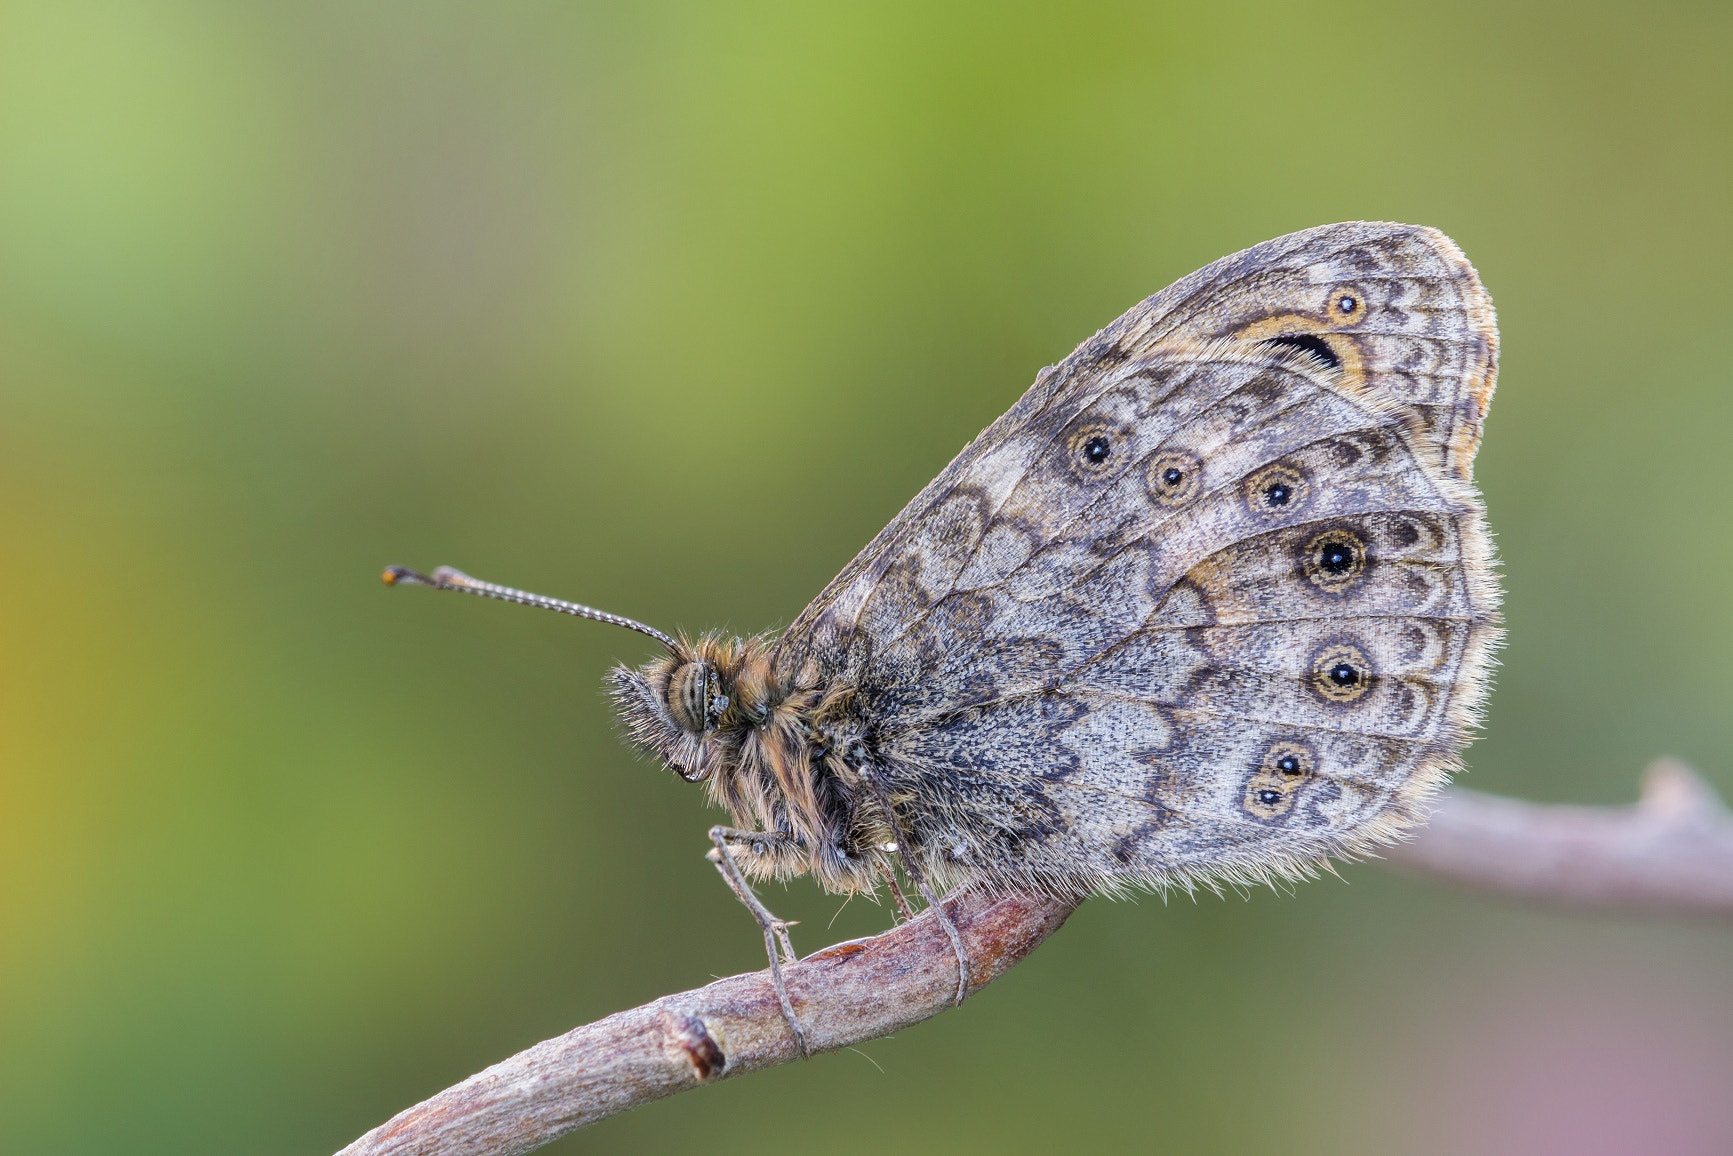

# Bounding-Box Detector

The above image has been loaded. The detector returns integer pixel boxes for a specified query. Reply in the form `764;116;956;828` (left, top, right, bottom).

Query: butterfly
386;221;1501;1052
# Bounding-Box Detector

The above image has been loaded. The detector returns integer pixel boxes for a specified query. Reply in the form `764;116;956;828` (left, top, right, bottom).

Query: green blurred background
3;2;1731;1152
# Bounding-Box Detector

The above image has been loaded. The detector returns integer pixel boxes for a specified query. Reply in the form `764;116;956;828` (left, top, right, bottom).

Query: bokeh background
3;2;1732;1153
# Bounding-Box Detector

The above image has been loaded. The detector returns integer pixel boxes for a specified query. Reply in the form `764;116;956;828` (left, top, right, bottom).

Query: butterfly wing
774;222;1499;896
1091;220;1498;482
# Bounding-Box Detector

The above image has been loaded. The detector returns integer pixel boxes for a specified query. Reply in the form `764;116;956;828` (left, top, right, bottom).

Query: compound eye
702;669;733;727
669;661;717;734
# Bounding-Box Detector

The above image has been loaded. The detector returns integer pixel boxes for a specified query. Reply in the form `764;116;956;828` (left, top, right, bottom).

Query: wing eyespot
1241;739;1317;821
1308;641;1374;705
1300;527;1368;593
1325;283;1372;326
1064;424;1121;479
1243;462;1310;517
1145;450;1203;507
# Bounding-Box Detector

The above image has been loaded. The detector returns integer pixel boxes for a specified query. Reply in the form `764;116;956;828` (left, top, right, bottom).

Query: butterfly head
608;633;776;784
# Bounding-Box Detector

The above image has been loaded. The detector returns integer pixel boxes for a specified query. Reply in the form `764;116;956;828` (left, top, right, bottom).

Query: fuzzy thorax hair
608;633;897;895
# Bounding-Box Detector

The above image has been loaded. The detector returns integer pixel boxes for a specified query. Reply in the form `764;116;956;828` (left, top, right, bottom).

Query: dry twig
337;759;1733;1156
1381;758;1733;916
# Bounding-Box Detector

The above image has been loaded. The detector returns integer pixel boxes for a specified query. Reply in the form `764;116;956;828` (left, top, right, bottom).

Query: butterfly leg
858;765;971;1006
878;861;915;923
706;826;809;1057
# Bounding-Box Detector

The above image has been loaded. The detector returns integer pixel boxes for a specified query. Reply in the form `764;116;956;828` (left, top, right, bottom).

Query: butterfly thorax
609;632;893;893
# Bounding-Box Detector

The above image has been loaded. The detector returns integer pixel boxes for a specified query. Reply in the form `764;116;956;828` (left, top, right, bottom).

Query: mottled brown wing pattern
871;349;1495;894
1062;221;1498;482
773;222;1499;897
781;223;1493;659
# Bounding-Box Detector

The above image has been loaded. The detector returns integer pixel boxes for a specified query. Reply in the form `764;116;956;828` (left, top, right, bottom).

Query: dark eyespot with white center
1327;284;1370;323
1309;641;1374;704
1262;741;1314;780
1242;740;1315;821
1146;450;1203;507
1066;424;1120;478
1245;462;1308;517
1301;527;1368;593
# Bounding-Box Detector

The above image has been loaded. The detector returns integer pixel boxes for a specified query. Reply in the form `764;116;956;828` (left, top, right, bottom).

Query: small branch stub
661;1011;725;1083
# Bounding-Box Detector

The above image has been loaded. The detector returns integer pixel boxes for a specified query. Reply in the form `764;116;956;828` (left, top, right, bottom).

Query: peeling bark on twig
337;761;1733;1156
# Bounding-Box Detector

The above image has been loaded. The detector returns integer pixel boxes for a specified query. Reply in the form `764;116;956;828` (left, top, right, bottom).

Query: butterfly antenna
382;564;678;651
